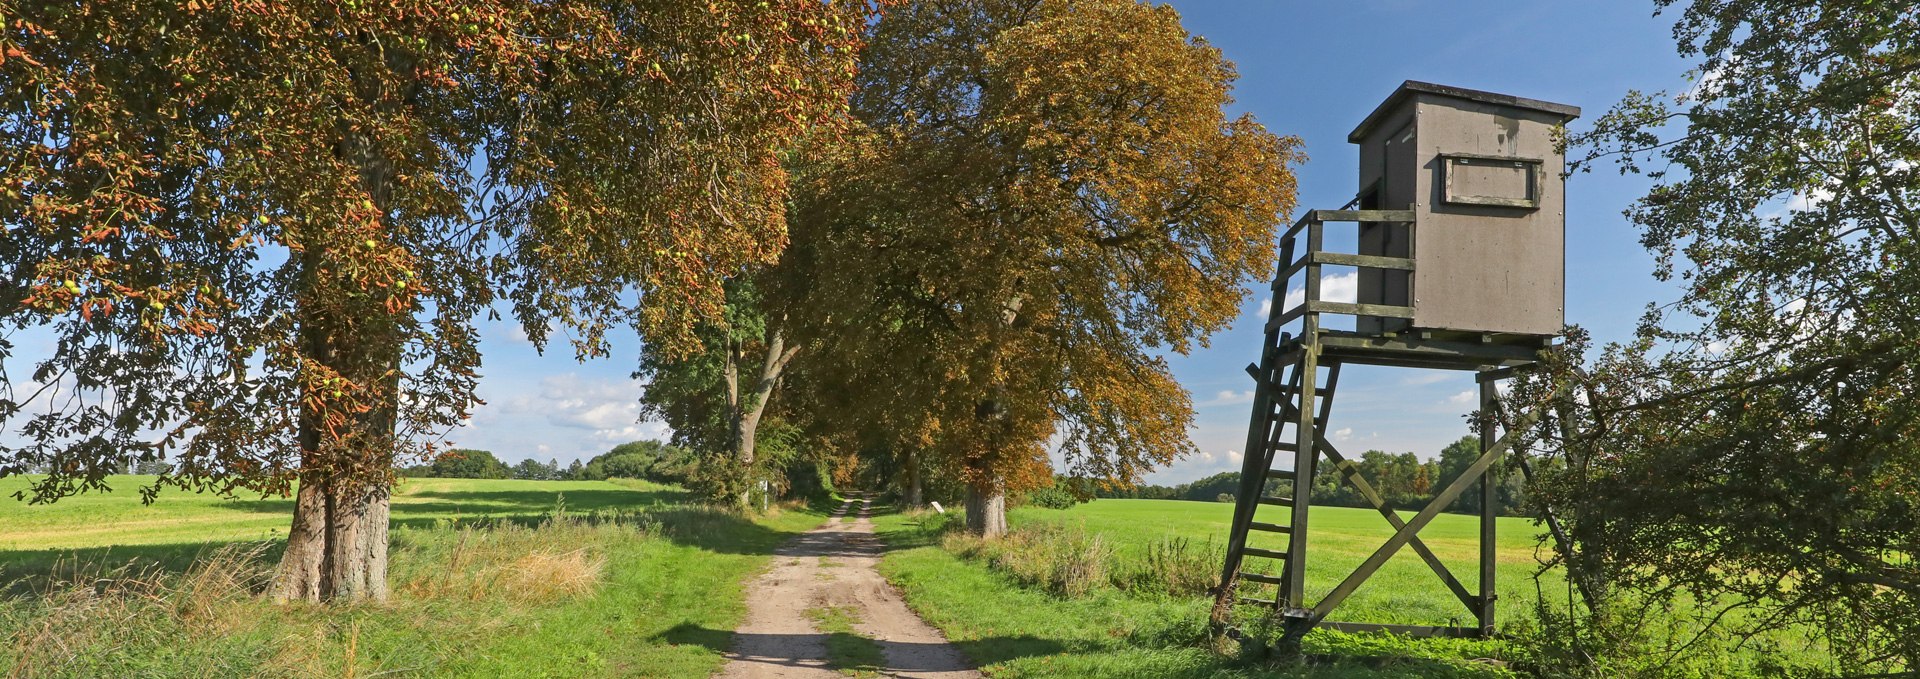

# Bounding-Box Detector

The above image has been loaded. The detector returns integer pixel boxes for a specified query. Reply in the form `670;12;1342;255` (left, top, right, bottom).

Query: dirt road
716;497;978;679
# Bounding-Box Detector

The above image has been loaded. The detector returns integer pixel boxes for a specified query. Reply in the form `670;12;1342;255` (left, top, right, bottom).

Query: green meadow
873;499;1828;678
0;476;828;677
871;500;1552;678
0;479;1835;677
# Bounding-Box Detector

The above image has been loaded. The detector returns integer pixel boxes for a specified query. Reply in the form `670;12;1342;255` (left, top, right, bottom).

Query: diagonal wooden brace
1304;386;1563;624
1315;437;1480;616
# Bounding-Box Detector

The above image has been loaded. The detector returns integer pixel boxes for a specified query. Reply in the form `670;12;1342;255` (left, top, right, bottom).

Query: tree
578;439;693;482
787;0;1300;536
0;0;870;601
510;457;560;481
422;449;509;479
1543;0;1920;668
1434;435;1481;513
132;458;172;476
636;280;802;507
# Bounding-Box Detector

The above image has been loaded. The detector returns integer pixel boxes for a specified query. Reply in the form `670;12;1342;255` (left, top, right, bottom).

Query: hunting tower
1213;81;1579;645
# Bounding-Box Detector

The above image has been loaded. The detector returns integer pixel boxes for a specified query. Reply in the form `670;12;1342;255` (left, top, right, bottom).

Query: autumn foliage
0;0;870;599
783;0;1300;534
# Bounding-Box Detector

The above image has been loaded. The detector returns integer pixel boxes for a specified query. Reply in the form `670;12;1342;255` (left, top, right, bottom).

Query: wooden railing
1266;210;1417;333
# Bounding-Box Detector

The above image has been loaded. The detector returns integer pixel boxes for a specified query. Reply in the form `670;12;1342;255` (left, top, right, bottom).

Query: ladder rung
1264;442;1299;453
1255;496;1293;507
1265;469;1296;480
1248;522;1292;534
1236;596;1276;607
1242;547;1289;560
1239;572;1285;586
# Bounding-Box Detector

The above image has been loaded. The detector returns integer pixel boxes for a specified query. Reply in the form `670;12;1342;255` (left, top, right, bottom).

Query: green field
0;481;1831;677
0;475;828;677
0;475;698;558
873;499;1820;678
871;500;1547;678
1000;499;1558;627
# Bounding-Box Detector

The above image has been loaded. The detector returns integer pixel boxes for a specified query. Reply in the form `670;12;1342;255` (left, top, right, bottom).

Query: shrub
1023;484;1085;510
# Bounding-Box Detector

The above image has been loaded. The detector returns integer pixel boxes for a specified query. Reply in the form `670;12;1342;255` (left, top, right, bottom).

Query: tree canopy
783;0;1300;534
0;0;871;599
1537;0;1920;668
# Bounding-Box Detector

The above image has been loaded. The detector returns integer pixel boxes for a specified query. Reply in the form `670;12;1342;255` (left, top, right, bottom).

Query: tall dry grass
939;519;1224;599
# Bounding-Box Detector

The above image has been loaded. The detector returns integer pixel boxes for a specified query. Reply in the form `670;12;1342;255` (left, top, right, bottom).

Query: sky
460;1;1706;483
0;2;1706;485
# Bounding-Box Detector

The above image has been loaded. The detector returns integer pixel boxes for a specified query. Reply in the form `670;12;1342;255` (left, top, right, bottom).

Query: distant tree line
1086;436;1530;516
396;440;695;485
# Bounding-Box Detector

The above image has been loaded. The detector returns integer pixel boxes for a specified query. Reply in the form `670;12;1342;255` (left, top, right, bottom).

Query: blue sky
461;2;1705;482
1;2;1703;485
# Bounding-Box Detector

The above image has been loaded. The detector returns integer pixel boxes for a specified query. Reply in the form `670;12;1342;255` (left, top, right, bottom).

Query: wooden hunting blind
1213;81;1579;646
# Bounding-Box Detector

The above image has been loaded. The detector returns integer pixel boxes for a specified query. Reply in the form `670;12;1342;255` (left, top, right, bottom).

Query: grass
875;502;1528;675
871;499;1831;678
0;475;683;554
0;475;829;678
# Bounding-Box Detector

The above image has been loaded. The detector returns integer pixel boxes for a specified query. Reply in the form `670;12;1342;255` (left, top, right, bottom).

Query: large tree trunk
966;479;1008;537
274;69;408;602
903;449;924;507
272;247;400;602
274;475;393;602
325;480;391;600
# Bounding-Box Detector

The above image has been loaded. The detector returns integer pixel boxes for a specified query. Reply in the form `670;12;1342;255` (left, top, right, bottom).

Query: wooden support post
1300;387;1560;628
1477;378;1499;632
1282;218;1324;611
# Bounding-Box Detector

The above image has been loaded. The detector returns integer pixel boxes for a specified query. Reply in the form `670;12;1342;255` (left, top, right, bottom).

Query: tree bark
272;246;400;602
274;467;329;601
903;448;925;507
325;479;391;601
966;479;1007;537
274;463;393;602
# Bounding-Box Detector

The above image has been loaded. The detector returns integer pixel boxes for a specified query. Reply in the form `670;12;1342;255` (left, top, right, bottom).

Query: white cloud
1281;272;1360;311
1228;450;1243;463
1257;297;1272;319
1447;390;1477;406
1783;187;1834;213
1333;427;1353;442
1402;372;1452;387
523;372;676;443
1196;389;1256;408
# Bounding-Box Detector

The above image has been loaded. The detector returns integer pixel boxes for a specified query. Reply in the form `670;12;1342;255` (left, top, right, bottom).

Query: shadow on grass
654;622;1065;674
0;485;824;594
211;486;694;517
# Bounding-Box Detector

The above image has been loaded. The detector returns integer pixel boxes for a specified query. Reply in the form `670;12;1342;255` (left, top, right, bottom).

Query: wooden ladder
1214;326;1340;623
